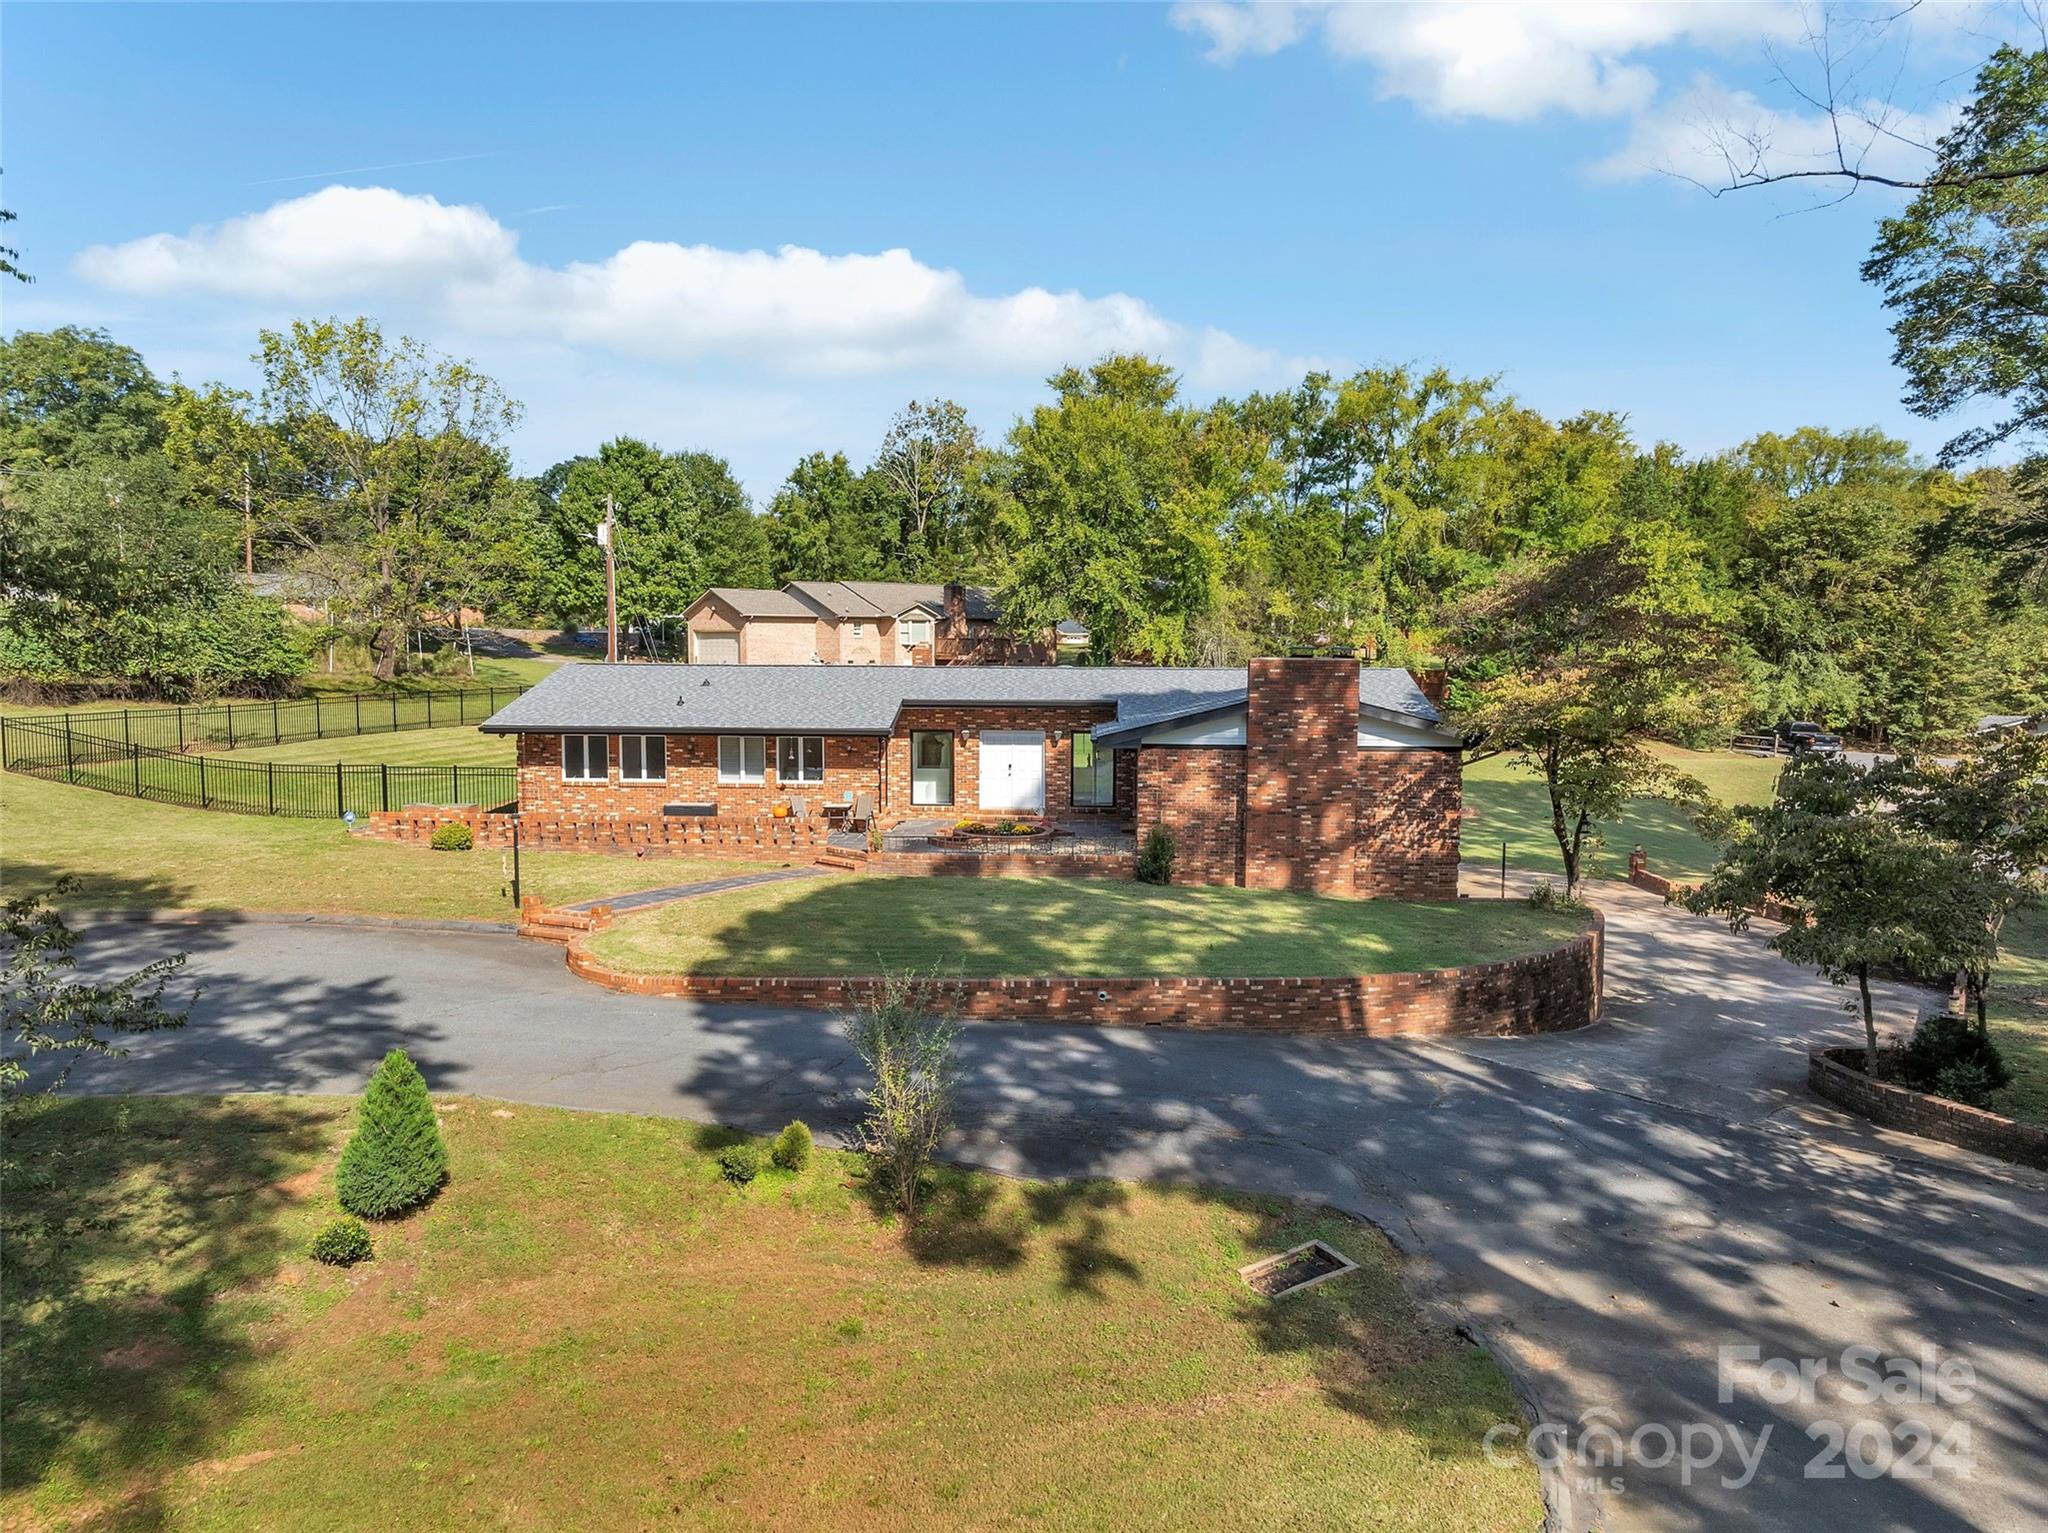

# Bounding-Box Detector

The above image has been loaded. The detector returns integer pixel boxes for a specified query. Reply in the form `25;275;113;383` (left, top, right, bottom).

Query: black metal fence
4;685;528;758
1;714;516;820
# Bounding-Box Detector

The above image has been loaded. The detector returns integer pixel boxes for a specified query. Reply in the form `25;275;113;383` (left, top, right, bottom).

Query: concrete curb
67;907;519;935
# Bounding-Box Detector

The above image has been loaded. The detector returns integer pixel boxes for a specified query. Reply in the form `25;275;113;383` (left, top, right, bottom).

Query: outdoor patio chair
849;792;875;831
788;795;809;819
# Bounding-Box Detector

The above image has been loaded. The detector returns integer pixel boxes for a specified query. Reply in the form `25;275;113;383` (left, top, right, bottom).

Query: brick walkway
562;865;830;914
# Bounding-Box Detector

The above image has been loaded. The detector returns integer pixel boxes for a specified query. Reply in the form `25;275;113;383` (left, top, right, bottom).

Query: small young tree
1685;758;1994;1073
335;1048;448;1218
1;882;190;1099
1445;523;1737;898
841;971;961;1221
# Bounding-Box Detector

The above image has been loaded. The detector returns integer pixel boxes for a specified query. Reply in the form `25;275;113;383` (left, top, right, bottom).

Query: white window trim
562;733;607;782
777;734;825;784
717;735;766;784
900;617;933;647
620;733;667;783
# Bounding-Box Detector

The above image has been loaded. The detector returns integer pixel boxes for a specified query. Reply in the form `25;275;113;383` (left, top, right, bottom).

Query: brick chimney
1243;656;1360;894
943;583;969;635
1408;667;1447;707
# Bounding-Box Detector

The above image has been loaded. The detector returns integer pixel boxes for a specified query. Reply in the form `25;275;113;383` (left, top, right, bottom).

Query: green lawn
586;874;1588;979
1462;743;1782;884
215;725;513;767
0;1094;1538;1531
1988;908;2048;1127
0;771;782;921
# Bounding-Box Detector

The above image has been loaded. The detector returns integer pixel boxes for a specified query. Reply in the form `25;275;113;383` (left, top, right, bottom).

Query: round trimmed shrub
336;1048;449;1218
429;822;475;852
310;1215;374;1266
771;1120;813;1173
717;1143;761;1184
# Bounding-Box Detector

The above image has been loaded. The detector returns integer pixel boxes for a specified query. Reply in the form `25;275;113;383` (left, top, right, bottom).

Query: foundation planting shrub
771;1119;813;1172
429;822;475;852
1135;826;1176;885
335;1049;448;1218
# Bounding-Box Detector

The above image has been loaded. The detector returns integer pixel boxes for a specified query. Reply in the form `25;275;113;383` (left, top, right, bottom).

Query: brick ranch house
680;580;1054;666
468;656;1464;899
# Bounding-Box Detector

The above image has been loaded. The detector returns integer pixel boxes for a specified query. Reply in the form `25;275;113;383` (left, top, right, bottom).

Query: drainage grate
1238;1239;1359;1299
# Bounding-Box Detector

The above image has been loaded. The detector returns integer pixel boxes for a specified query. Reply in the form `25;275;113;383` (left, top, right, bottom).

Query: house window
717;735;766;784
620;734;666;782
900;618;932;648
910;730;954;806
562;734;607;782
777;735;825;783
1072;733;1115;807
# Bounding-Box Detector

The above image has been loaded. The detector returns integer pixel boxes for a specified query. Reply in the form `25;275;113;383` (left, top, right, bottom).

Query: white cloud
1171;1;1799;120
75;185;1304;387
1589;74;1959;186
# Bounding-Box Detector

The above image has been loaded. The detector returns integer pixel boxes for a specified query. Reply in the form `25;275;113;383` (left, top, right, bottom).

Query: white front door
978;730;1045;812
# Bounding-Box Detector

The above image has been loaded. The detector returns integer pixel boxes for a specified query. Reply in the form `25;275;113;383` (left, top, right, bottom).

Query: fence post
336;761;345;819
354;694;362;735
453;765;462;805
268;761;276;815
122;709;131;746
391;694;399;732
64;717;76;784
177;706;185;752
381;762;390;812
273;699;281;744
199;753;209;809
226;701;235;748
132;743;142;798
511;815;521;906
314;694;323;739
0;716;9;769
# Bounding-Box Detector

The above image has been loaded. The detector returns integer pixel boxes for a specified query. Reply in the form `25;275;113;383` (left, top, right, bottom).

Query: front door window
910;731;953;806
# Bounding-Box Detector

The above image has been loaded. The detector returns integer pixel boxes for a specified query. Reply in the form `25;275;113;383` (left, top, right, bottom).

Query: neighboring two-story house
681;581;1054;666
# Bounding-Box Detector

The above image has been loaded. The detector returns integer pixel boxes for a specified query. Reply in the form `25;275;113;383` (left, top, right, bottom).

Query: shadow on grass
0;1094;342;1524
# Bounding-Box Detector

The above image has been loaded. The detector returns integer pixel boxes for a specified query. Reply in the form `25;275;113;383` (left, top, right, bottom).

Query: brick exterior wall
1134;747;1245;885
1244;657;1361;894
883;705;1121;822
514;731;885;818
1810;1049;2048;1169
566;918;1602;1037
1354;749;1461;900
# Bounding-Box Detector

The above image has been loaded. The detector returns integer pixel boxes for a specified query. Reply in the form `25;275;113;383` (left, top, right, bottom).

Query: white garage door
695;633;739;665
978;730;1045;812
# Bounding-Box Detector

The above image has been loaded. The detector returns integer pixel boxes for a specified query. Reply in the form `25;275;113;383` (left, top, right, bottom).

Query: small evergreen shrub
1135;826;1176;885
1895;1012;2009;1100
717;1143;761;1184
309;1215;374;1266
429;822;474;852
335;1049;449;1218
771;1120;813;1172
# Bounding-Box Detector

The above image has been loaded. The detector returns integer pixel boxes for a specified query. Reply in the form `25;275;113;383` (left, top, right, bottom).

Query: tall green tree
0;326;164;470
763;451;895;584
543;438;769;621
1446;523;1736;897
256;317;520;679
990;355;1267;663
871;398;984;578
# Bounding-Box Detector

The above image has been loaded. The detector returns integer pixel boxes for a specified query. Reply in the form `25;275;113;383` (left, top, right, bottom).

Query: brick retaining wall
359;806;828;857
566;917;1603;1037
864;849;1137;879
1808;1048;2048;1169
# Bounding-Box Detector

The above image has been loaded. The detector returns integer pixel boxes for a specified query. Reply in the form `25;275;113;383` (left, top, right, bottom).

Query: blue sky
2;1;2020;498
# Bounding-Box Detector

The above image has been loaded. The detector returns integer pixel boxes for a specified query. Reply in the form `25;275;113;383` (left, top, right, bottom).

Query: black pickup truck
1775;720;1845;757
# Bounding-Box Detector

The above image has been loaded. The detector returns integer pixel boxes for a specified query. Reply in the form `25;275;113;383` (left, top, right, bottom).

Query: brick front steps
560;917;1603;1038
517;897;615;945
1809;1048;2048;1169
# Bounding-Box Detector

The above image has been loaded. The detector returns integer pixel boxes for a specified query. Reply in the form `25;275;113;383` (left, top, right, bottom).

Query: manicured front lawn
1988;909;2048;1127
1462;743;1782;884
0;1095;1537;1530
586;875;1589;978
0;771;781;921
215;725;513;767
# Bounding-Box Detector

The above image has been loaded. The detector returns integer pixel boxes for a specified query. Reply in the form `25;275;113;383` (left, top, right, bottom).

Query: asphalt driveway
54;877;2048;1533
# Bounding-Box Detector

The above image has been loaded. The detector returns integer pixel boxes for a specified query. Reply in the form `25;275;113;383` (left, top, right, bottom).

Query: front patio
871;816;1137;858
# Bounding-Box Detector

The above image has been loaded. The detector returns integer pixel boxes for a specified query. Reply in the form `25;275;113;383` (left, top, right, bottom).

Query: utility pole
598;496;619;663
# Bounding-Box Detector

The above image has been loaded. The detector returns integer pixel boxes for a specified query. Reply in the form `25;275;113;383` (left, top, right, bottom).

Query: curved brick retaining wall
1809;1048;2048;1169
565;916;1602;1037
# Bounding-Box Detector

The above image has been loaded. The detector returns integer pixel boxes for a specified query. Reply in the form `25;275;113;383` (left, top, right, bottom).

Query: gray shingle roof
482;662;1447;739
781;580;1001;623
700;587;817;619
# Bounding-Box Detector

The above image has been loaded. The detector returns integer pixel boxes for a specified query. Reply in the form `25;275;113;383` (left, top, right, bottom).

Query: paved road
61;879;2048;1533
